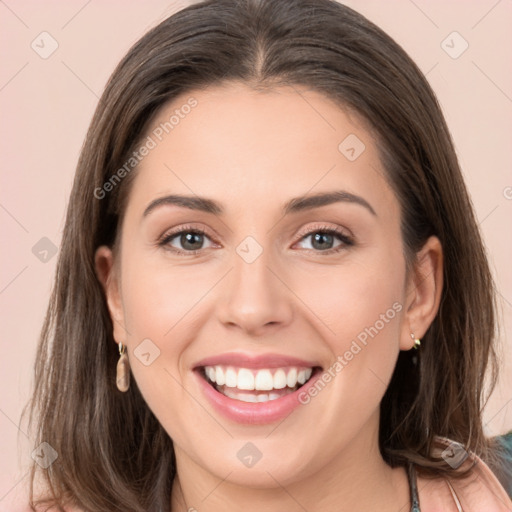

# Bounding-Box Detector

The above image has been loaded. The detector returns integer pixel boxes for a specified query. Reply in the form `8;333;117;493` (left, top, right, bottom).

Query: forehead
125;82;398;221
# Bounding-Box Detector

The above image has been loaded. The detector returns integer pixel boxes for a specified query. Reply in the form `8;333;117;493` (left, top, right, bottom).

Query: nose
216;244;294;336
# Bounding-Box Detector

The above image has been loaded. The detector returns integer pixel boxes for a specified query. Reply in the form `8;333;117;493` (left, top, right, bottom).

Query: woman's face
97;83;441;488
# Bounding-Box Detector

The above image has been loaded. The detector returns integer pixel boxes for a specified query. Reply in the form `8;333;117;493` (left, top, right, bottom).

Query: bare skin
95;83;443;511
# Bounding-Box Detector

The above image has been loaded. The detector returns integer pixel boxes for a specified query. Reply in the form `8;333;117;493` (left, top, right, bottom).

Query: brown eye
159;227;216;254
295;228;353;253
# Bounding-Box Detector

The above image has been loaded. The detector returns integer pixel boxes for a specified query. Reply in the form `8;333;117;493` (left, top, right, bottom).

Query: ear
94;245;127;345
400;235;443;350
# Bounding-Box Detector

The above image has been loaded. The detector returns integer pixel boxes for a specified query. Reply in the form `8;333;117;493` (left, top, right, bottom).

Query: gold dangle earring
410;333;421;350
410;333;421;367
116;342;130;392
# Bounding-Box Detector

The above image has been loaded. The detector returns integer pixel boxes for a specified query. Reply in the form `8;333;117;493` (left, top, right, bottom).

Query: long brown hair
25;0;505;510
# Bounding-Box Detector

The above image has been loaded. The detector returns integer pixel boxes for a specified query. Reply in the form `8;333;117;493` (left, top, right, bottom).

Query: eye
158;225;216;254
294;225;354;253
158;224;353;255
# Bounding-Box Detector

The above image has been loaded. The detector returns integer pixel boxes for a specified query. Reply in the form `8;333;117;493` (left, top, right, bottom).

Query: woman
25;0;512;510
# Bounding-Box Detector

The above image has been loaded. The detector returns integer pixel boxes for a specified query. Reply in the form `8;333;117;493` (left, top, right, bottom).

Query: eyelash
157;223;354;256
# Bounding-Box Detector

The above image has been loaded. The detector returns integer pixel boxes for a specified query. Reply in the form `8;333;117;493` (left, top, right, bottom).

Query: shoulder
445;452;512;511
417;438;512;512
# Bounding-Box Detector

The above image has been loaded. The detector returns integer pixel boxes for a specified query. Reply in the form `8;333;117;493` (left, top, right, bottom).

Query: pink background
1;0;511;507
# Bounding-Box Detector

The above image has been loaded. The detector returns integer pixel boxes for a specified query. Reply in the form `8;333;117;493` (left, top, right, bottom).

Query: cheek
292;252;405;348
290;249;405;408
118;251;218;421
120;249;214;337
294;268;404;450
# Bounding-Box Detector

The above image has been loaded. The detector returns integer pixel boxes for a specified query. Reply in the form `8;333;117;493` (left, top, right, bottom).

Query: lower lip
194;369;321;425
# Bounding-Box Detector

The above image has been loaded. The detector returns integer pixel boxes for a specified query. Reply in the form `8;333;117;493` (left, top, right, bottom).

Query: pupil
313;232;333;250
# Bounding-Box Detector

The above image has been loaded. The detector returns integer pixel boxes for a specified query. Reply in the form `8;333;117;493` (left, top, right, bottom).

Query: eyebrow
143;190;377;218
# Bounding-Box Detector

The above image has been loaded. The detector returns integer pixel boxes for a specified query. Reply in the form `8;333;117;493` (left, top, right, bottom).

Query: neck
170;416;409;511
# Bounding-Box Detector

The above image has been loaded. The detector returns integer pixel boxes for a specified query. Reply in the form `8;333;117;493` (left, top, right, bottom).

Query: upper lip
193;352;322;370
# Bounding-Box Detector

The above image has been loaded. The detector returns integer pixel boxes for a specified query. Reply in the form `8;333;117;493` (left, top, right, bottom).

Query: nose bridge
217;234;293;334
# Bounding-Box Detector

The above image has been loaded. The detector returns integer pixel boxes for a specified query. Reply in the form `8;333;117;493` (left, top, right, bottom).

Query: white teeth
225;367;237;388
254;369;274;391
286;367;298;387
297;368;313;384
273;369;287;389
215;366;225;386
223;388;258;402
237;368;255;390
222;388;286;403
204;365;315;392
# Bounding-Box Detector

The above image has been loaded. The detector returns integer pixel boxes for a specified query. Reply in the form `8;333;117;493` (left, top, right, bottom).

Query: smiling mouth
200;365;321;403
